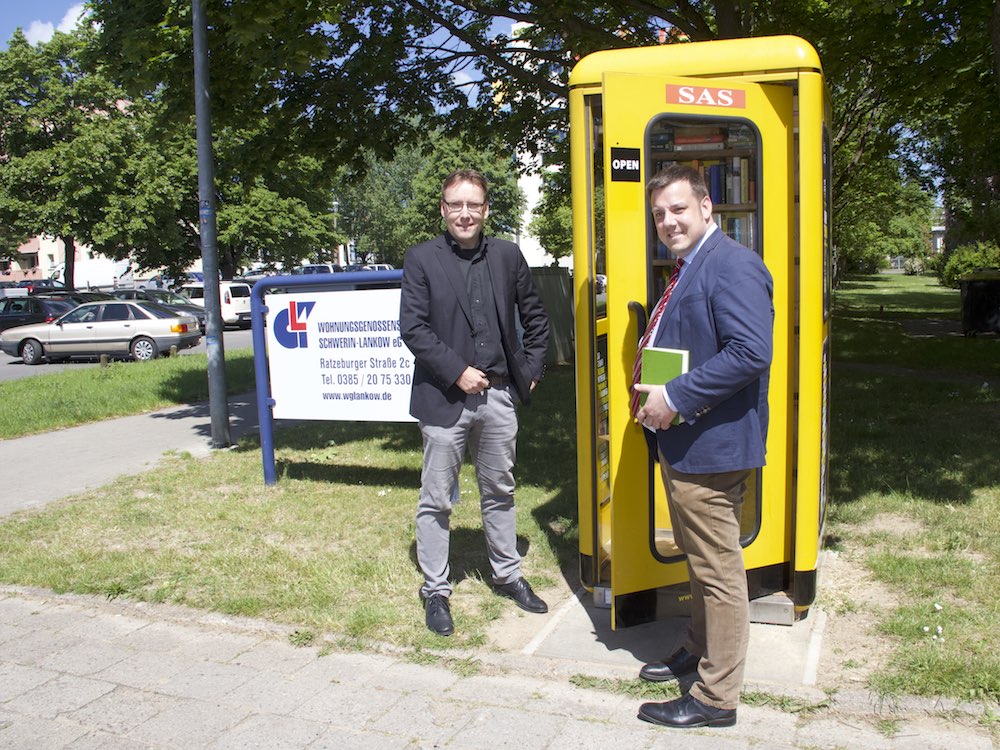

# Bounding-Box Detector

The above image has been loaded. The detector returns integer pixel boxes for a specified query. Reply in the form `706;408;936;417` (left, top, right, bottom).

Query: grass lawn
828;274;999;702
0;272;997;704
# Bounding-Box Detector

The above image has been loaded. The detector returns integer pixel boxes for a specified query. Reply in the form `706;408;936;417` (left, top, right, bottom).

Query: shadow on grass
155;349;257;406
830;366;999;506
836;274;961;318
256;367;585;590
404;530;539;590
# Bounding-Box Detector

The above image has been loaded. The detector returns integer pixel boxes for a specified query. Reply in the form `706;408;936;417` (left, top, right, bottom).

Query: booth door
600;72;795;628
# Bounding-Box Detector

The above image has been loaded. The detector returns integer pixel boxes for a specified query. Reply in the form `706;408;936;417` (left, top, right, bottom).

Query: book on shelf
708;164;725;204
639;346;689;426
674;133;725;145
671;141;727;151
650;132;674;148
674;125;724;138
729;156;742;204
740;157;750;204
724;215;755;249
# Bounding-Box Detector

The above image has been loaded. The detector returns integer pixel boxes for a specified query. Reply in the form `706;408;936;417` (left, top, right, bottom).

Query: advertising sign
265;288;416;422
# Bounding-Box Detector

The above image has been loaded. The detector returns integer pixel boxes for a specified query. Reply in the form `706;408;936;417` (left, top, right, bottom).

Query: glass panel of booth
587;94;607;319
588;94;613;581
643;114;764;560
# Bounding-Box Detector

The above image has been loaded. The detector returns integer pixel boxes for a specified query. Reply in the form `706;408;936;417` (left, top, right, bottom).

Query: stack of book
672;126;726;151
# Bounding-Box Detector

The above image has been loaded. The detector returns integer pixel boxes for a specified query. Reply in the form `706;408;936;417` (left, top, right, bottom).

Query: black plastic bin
959;269;1000;336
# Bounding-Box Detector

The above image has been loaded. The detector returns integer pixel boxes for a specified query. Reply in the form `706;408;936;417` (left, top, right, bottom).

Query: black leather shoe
424;594;454;636
638;693;737;728
639;647;700;682
493;578;548;614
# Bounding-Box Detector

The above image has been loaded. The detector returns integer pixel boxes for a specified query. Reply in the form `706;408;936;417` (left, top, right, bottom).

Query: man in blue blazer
632;165;773;729
400;169;550;637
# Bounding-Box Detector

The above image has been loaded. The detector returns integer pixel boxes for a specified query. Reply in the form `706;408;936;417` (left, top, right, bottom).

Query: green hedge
939;242;1000;288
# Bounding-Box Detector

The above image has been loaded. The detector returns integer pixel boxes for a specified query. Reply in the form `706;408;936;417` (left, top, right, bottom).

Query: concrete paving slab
522;586;825;693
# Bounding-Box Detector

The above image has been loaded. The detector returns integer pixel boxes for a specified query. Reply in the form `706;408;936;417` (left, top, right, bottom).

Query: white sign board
264;288;416;422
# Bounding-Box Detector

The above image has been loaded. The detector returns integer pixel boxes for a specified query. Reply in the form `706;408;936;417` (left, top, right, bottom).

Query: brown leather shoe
638;693;737;728
639;647;700;682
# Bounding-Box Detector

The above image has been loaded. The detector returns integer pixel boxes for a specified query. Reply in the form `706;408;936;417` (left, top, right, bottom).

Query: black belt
486;372;510;388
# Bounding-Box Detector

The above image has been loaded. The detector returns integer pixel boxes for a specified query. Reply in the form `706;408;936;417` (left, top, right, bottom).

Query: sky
0;1;87;47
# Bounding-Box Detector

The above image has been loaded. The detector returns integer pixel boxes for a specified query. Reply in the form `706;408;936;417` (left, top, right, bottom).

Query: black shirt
446;232;507;377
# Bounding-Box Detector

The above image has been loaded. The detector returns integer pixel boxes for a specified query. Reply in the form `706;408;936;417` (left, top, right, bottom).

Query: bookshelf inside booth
646;117;761;298
643;115;764;559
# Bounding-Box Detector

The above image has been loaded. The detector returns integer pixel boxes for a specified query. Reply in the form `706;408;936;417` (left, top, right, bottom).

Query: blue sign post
250;270;404;485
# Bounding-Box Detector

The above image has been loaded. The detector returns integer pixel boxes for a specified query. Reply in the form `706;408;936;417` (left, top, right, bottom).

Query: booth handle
628;301;648;347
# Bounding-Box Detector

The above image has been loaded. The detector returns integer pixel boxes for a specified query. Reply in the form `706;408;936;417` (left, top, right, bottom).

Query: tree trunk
63;236;76;290
992;0;1000;110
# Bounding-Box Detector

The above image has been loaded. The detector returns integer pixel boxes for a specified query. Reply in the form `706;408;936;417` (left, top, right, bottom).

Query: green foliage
527;174;573;264
939;242;1000;288
0;28;134;287
7;2;991;288
332;132;524;268
835;175;934;275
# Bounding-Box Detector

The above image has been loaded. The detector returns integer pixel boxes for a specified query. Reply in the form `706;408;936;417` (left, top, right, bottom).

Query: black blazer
399;234;550;427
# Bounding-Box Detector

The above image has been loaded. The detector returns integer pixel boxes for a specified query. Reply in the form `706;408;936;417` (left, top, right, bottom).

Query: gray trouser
417;386;520;599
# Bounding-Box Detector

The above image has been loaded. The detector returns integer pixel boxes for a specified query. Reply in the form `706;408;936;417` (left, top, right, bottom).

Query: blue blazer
400;234;549;427
652;228;773;474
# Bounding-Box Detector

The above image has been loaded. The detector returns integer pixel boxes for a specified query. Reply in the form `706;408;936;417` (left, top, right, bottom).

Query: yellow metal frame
570;36;829;627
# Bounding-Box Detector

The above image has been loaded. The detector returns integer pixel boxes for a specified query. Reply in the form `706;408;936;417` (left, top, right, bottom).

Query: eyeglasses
443;201;486;215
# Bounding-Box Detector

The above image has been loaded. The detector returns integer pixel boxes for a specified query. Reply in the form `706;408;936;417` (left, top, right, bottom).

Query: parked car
179;280;253;327
15;279;67;293
367;263;395;272
0;296;77;332
0;300;201;365
290;263;343;275
30;289;115;305
112;288;207;332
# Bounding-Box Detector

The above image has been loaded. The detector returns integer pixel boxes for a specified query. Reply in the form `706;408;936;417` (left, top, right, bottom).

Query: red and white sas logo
666;84;746;109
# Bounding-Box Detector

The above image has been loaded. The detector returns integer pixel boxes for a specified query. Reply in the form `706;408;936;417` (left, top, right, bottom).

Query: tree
83;1;974;274
333;131;524;269
0;29;134;289
527;173;572;264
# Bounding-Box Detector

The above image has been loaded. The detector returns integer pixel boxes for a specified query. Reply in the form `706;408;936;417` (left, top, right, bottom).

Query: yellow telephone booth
571;36;832;629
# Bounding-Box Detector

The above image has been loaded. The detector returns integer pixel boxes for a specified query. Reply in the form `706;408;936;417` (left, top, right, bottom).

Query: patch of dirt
864;512;925;537
813;544;901;693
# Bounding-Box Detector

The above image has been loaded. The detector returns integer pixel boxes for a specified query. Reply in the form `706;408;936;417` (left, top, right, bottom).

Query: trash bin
959;269;1000;336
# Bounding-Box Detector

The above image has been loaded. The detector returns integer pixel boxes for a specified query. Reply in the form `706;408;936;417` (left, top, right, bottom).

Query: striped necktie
630;258;683;418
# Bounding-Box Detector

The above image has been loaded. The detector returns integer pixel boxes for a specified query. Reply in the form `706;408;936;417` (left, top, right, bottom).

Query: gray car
113;288;207;332
0;300;201;365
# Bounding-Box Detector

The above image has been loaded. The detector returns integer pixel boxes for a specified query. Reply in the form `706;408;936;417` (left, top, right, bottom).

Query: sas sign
666;84;746;109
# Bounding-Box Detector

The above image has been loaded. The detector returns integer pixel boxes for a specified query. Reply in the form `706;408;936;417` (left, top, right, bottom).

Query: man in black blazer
632;165;773;729
399;169;550;636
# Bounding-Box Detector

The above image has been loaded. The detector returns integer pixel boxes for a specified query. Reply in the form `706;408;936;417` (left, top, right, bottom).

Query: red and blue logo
274;300;316;349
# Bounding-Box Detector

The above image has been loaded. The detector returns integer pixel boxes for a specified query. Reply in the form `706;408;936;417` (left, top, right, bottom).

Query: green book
640;346;689;425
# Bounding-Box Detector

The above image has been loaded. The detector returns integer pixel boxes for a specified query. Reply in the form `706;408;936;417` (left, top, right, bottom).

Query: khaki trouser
659;459;751;710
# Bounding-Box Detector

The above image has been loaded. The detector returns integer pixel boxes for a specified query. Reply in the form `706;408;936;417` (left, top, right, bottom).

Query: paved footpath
0;399;996;749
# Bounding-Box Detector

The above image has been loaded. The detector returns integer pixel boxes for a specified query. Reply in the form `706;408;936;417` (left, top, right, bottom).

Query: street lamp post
192;0;232;448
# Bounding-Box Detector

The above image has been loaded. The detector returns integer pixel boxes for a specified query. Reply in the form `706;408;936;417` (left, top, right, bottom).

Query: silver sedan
0;300;202;365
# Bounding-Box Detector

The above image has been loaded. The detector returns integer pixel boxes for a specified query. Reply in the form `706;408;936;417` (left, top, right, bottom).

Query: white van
180;281;253;327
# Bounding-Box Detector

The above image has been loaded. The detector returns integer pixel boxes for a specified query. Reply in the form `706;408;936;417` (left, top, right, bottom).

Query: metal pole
192;0;231;448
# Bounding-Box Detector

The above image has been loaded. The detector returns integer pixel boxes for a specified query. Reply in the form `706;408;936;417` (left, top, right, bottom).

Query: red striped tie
630;259;683;418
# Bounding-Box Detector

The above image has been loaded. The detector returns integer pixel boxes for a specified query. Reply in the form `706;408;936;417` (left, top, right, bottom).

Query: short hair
646;164;709;202
441;169;490;204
